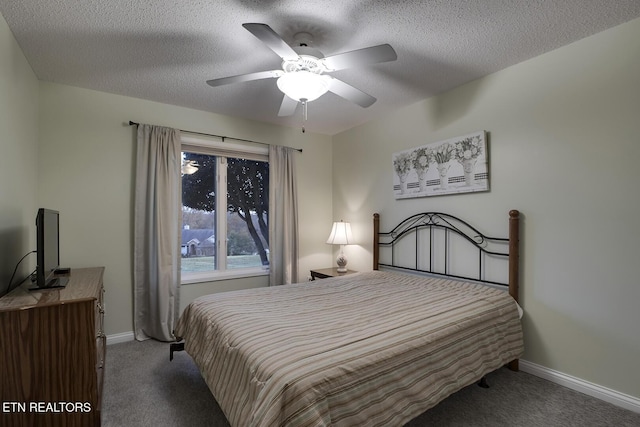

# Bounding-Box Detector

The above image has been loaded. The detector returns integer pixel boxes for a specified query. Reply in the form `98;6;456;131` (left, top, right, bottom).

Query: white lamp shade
277;71;330;102
326;221;354;245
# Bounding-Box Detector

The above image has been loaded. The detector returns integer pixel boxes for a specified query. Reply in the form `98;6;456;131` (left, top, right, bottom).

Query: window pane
226;158;269;269
181;152;216;273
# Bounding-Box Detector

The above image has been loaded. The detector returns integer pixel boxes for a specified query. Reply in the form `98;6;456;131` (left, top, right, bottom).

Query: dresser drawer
0;267;105;427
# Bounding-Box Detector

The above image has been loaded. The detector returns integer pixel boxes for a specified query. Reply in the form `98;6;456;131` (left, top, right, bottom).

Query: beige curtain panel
268;145;299;286
133;124;182;342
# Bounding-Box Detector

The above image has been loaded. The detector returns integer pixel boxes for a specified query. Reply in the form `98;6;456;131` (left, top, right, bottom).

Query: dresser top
0;267;104;311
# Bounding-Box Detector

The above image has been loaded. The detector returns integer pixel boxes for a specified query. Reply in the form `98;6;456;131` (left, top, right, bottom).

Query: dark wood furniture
0;267;106;427
310;267;358;280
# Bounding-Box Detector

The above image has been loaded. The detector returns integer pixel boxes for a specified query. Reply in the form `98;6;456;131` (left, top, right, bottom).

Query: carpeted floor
102;340;640;426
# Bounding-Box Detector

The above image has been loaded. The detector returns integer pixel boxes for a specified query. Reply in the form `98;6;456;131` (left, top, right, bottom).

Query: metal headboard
373;210;520;302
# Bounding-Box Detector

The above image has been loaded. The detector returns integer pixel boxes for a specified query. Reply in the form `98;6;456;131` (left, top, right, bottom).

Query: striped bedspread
174;271;524;427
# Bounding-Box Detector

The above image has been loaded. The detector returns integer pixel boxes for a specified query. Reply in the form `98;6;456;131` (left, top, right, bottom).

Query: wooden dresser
0;267;105;427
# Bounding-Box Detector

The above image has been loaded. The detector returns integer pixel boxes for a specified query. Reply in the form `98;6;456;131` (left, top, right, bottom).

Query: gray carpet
102;340;640;426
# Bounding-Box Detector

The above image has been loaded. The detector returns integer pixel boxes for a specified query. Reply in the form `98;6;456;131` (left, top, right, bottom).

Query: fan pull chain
301;98;308;133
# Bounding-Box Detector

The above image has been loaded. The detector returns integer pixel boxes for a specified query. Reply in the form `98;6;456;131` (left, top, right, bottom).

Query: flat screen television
34;208;68;289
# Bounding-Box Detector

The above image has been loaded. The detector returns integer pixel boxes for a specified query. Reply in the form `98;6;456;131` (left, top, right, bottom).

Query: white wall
332;17;640;399
0;12;39;296
37;82;334;336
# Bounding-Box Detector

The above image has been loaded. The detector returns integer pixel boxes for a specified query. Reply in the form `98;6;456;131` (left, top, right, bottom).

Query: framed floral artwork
392;131;489;199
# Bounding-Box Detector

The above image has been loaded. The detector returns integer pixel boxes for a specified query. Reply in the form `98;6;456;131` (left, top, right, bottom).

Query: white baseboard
520;360;640;414
106;331;135;345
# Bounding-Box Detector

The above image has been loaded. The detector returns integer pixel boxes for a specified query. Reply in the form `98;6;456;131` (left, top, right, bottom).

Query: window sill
181;267;269;285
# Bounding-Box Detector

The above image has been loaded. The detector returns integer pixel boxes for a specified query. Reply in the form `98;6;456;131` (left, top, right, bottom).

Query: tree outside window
181;151;269;276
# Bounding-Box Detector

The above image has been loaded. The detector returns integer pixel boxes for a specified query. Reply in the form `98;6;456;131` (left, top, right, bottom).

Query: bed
173;210;524;426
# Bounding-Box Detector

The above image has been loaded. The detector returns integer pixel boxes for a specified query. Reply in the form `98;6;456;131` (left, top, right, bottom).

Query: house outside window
180;135;269;283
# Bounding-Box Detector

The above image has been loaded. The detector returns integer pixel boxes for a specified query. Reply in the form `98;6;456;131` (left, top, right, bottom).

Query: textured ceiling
2;1;640;135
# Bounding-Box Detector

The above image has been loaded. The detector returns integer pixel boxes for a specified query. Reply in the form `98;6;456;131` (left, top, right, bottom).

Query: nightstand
310;267;358;281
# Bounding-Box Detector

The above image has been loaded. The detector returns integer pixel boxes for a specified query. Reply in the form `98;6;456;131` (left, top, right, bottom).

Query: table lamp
326;220;353;272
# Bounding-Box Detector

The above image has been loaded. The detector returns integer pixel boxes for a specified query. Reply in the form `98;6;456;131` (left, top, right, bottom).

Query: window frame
180;135;270;284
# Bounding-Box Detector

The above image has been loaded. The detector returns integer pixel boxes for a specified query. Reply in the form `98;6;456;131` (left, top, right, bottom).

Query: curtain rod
128;121;302;153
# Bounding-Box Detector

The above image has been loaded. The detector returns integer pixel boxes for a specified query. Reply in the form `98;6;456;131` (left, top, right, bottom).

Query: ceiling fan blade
278;94;299;116
206;70;283;87
242;23;300;61
327;77;377;108
322;44;397;72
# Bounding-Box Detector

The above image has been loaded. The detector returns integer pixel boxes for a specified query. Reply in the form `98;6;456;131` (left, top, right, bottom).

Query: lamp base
336;254;348;273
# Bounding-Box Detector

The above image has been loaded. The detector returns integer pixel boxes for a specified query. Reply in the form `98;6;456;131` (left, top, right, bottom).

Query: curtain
268;145;299;286
133;124;182;341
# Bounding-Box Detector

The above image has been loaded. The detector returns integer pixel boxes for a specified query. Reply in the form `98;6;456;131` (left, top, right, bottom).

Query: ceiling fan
206;23;398;120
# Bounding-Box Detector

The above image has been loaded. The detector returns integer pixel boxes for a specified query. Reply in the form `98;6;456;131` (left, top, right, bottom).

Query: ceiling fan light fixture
276;71;329;102
181;160;199;175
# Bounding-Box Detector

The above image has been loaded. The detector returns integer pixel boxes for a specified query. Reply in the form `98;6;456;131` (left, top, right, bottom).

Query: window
180;135;269;283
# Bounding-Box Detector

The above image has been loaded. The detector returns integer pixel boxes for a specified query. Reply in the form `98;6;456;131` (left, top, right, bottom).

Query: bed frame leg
477;376;490;388
169;342;185;361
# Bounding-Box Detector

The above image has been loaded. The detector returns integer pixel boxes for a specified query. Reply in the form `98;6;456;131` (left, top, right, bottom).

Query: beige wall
0;12;39;295
36;82;334;336
332;18;640;399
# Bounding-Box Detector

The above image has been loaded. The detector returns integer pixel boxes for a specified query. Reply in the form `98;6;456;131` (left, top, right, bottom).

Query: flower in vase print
412;148;431;171
454;135;483;186
430;143;453;190
393;152;413;193
393;152;413;176
412;147;432;192
454;135;483;162
433;143;455;164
